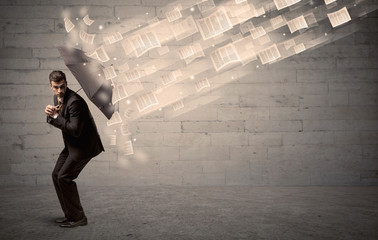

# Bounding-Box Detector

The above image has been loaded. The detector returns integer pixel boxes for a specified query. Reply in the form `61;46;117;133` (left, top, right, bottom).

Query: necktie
57;98;63;113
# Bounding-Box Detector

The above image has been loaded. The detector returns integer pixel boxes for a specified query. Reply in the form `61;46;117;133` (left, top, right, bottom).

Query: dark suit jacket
47;88;104;160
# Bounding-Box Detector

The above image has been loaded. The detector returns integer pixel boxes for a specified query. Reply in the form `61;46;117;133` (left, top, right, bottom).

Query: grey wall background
0;0;377;186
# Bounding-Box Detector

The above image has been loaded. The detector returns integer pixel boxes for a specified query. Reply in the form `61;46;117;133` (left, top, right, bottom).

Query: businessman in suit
45;70;104;228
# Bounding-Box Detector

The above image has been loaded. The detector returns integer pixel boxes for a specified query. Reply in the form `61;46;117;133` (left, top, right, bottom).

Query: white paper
108;135;116;146
210;43;241;71
103;66;117;80
128;31;161;57
124;69;141;82
172;100;184;111
112;83;128;104
327;7;351;28
170;15;199;41
250;26;266;39
287;15;308;33
87;45;110;62
64;17;75;33
161;70;182;85
294;43;306;54
270;15;287;29
178;43;204;64
195;78;210;92
83;14;94;26
79;30;96;44
166;5;182;22
258;44;281;64
123;140;134;155
136;92;159;112
197;7;233;40
104;32;123;45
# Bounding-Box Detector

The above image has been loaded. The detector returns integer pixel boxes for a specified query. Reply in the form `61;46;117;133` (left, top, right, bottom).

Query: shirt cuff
52;113;58;119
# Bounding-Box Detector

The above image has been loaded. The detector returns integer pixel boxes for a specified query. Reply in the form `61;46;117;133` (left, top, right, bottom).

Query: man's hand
45;105;58;117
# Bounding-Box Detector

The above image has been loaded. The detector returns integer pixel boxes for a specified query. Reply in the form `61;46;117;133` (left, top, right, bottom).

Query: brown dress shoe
59;216;88;228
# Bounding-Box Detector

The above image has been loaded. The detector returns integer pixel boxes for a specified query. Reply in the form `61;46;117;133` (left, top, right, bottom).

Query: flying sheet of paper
327;7;351;28
83;14;94;26
108;135;117;146
124;69;141;82
136;92;159;112
270;15;287;29
210;43;241;71
166;4;182;22
87;45;110;62
107;111;122;126
287;15;308;33
294;43;306;54
258;44;281;64
104;32;123;45
274;0;302;10
79;30;96;44
161;70;182;85
64;17;75;33
170;15;199;41
178;43;204;64
128;31;161;57
123;140;134;155
250;26;266;39
197;7;233;40
172;100;185;111
103;66;117;80
195;78;210;92
112;83;128;104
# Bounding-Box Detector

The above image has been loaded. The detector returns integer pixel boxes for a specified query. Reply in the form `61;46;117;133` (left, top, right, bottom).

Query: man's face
50;80;67;99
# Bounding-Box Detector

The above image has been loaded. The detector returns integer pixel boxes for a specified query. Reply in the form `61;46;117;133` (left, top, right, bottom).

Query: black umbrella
57;45;115;120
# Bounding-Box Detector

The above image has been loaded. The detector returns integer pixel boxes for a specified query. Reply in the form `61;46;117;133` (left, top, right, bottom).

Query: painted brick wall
0;0;377;186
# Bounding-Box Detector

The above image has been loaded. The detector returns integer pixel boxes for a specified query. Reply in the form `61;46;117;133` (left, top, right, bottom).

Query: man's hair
49;70;66;84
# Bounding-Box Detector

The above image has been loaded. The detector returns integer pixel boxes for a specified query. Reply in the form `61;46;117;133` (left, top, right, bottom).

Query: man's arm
49;100;87;138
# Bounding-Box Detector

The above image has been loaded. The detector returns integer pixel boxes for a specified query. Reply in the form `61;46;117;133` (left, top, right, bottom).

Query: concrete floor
0;185;377;240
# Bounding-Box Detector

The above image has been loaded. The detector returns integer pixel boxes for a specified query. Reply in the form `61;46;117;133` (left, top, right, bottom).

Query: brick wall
0;0;377;186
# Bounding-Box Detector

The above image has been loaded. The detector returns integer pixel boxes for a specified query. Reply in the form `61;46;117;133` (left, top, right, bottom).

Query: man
45;70;104;228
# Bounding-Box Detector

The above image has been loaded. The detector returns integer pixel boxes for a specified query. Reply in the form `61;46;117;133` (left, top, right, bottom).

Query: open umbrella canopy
57;45;115;120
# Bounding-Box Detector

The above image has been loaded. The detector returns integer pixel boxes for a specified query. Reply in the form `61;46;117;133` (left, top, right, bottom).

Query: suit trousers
52;148;91;221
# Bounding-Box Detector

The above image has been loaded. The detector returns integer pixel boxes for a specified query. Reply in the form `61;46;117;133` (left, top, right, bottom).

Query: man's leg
52;148;69;219
57;155;91;221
